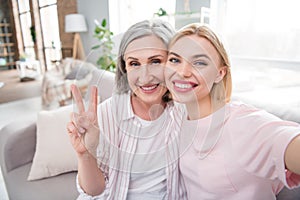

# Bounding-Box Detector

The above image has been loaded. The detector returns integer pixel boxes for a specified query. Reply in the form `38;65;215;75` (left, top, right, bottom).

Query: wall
175;0;210;29
77;0;109;64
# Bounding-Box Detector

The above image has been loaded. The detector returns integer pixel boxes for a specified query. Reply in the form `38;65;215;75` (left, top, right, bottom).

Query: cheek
165;62;177;77
151;65;165;78
164;65;175;86
196;68;218;89
126;70;139;85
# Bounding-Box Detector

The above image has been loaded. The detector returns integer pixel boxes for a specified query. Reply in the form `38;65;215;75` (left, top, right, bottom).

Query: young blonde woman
67;19;187;199
165;23;300;199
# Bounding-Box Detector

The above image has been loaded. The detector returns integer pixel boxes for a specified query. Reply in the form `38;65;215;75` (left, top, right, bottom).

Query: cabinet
0;18;16;69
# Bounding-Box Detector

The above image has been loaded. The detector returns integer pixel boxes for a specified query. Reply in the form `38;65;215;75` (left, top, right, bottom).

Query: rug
0;69;42;104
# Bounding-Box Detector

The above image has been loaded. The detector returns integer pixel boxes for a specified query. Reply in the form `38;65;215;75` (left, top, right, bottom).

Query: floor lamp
65;14;87;60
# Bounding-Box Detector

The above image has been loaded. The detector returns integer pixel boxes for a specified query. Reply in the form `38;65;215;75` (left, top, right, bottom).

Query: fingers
88;85;98;116
67;121;80;137
71;112;98;133
71;84;85;114
71;112;87;134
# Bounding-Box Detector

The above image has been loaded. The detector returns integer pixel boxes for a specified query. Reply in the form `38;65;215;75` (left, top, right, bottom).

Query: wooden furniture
0;19;16;69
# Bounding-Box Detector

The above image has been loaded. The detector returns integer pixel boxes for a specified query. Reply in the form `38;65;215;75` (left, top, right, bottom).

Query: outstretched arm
67;84;105;195
285;135;300;175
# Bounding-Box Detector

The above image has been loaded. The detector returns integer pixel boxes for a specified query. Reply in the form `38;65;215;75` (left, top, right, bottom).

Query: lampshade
65;14;87;33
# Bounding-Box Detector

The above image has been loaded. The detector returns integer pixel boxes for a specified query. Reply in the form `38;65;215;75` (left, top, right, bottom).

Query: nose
178;61;192;77
139;64;153;83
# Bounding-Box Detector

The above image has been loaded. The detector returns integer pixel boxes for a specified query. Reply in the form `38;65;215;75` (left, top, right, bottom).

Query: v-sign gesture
67;84;99;158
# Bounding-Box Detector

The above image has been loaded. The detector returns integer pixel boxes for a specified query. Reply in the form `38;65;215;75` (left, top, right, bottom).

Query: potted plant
92;19;116;72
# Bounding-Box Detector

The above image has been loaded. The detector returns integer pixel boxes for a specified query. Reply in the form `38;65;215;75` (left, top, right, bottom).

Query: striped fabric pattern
77;92;187;200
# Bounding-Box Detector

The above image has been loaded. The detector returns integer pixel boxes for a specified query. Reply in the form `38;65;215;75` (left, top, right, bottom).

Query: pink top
179;101;300;200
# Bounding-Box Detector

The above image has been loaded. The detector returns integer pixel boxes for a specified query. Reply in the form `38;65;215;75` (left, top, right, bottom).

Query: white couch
0;67;115;200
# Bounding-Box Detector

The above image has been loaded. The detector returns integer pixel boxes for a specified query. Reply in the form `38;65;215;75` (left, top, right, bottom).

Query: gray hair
115;19;175;94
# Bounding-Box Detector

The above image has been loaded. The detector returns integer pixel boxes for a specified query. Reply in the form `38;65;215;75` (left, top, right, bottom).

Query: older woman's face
124;35;168;105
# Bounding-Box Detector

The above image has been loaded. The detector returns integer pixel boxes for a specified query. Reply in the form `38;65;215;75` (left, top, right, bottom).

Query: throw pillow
65;66;90;80
27;105;78;180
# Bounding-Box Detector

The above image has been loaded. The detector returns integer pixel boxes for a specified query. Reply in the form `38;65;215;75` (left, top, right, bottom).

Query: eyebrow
126;55;164;61
168;52;181;57
169;52;211;61
192;54;211;61
126;57;138;61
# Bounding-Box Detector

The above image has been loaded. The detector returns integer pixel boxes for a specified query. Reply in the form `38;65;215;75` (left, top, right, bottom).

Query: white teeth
141;85;157;91
174;82;192;89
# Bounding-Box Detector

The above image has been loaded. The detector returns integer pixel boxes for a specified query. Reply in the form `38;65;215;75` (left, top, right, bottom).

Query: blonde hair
169;23;232;102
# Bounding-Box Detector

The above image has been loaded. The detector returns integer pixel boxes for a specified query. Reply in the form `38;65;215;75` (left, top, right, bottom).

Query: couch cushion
5;163;78;200
88;68;115;102
0;118;36;173
27;105;78;181
276;186;300;200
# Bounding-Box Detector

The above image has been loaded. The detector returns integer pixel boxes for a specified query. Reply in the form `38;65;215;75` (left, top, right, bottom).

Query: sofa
1;66;300;199
0;66;115;200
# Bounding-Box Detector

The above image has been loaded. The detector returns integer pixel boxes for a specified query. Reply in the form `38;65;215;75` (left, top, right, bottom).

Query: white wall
77;0;109;64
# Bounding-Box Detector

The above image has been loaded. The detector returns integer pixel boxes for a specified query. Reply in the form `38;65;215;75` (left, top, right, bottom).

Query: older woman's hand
67;84;99;158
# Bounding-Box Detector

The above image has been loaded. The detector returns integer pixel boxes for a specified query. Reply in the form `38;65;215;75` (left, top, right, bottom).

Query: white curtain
109;0;176;35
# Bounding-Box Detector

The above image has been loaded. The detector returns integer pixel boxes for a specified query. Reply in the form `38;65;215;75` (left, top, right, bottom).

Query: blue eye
129;61;140;67
192;60;207;67
151;59;162;65
168;57;180;64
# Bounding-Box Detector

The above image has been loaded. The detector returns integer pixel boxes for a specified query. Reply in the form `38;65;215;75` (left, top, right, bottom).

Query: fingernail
69;125;75;132
79;127;85;134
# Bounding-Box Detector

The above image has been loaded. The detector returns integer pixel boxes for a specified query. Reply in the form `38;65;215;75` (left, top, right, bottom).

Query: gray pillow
65;66;90;80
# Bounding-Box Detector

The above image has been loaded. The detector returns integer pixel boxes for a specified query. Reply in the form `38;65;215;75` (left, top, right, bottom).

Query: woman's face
165;35;224;104
124;35;168;105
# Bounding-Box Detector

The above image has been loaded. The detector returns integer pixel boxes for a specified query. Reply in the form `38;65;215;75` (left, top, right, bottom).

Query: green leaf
101;19;107;27
91;45;101;49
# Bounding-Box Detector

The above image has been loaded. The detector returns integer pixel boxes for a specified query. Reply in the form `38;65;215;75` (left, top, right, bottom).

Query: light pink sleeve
229;103;300;188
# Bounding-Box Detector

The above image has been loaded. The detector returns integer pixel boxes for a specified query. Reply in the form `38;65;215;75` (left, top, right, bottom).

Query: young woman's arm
285;135;300;174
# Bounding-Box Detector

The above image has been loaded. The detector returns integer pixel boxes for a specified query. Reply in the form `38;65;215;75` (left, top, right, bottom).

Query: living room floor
0;97;43;200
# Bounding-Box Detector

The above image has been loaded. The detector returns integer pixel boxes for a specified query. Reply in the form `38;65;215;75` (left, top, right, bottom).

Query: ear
214;66;227;83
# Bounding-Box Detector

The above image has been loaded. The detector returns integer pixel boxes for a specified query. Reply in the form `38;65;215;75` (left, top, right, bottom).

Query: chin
171;92;195;104
137;92;166;105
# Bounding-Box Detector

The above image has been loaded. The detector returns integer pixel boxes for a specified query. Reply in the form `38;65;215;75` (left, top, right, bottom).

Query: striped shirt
77;92;187;200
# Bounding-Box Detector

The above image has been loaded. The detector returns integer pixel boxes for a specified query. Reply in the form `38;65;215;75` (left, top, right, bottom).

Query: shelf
0;52;15;57
0;19;16;69
0;43;14;47
0;62;15;66
0;33;13;37
0;23;10;27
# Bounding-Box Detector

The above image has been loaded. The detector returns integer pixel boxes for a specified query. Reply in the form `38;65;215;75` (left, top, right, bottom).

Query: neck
131;95;166;121
185;95;225;120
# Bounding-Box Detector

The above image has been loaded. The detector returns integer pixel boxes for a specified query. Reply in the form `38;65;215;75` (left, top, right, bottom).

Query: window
13;0;61;71
109;0;176;35
38;0;61;69
17;0;35;59
210;0;300;95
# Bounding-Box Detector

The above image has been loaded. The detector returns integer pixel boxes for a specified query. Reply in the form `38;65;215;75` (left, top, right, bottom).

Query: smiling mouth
174;82;197;88
140;84;159;91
